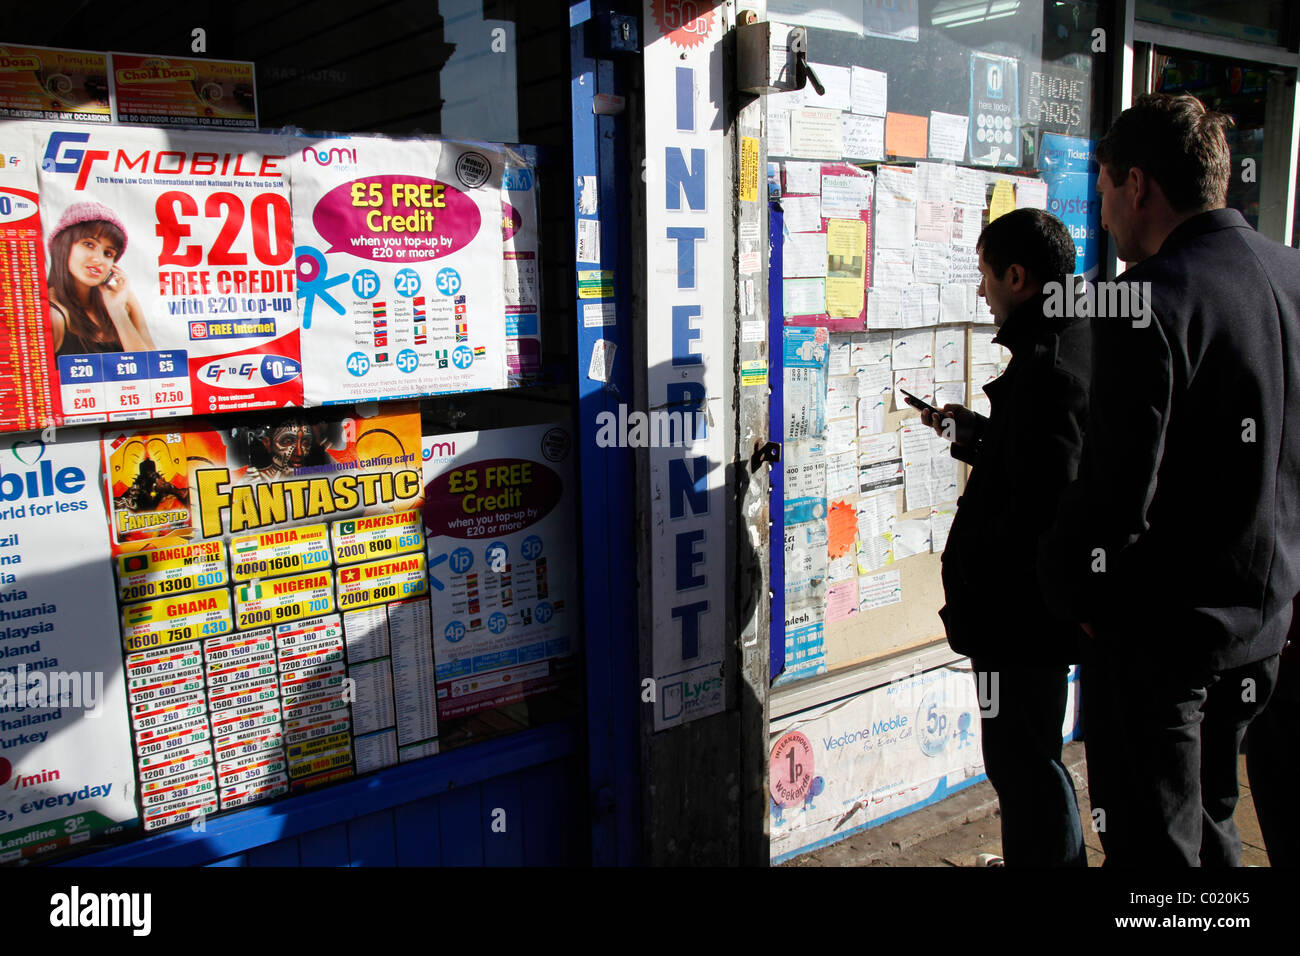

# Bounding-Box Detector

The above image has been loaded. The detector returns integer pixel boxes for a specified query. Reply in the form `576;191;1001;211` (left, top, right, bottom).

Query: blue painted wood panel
299;822;350;867
438;785;485;866
245;839;300;867
481;775;523;866
394;795;442;865
348;810;397;867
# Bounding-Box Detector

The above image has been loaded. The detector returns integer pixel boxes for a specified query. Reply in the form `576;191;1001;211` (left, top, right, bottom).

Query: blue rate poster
1040;134;1101;279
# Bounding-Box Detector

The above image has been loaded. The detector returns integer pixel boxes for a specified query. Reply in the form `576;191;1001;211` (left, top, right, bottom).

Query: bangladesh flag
124;554;149;572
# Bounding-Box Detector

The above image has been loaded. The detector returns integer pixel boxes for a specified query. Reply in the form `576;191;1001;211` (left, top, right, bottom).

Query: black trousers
969;658;1085;867
1245;646;1300;866
1083;643;1279;866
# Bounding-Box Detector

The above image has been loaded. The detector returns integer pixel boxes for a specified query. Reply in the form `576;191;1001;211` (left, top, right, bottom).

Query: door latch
789;28;825;96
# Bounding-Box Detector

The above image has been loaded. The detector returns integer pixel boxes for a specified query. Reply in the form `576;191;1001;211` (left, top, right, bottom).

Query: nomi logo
302;146;358;166
422;441;456;461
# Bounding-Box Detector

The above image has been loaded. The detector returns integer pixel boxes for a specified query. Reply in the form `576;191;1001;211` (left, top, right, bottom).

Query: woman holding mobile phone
47;200;155;356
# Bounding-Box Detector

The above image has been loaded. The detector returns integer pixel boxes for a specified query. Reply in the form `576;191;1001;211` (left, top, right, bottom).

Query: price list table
59;349;191;423
0;210;56;431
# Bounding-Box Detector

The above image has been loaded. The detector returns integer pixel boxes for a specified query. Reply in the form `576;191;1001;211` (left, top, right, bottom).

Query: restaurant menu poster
34;122;301;423
422;422;579;721
0;44;111;122
293;135;507;405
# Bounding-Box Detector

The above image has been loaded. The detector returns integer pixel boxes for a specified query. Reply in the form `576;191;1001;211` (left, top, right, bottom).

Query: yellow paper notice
826;219;867;278
826;277;866;317
988;180;1016;222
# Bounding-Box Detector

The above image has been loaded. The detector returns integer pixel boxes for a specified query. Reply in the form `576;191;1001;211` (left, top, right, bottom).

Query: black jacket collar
992;289;1076;355
1158;208;1250;255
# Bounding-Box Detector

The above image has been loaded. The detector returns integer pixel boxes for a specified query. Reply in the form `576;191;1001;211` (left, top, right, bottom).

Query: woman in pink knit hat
47;200;155;355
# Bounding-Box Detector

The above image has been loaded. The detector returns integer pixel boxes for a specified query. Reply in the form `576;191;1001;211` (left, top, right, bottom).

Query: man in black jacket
923;207;1089;866
1039;93;1300;866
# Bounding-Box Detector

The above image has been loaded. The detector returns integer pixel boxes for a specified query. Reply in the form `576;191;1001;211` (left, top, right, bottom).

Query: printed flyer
110;53;257;129
0;44;111;122
0;430;139;863
99;404;437;828
33;122;301;423
422;422;578;722
502;159;542;385
0;124;58;433
293;135;507;404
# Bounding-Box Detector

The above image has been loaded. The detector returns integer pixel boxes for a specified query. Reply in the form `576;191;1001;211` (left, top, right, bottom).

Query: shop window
768;1;1108;683
0;1;584;861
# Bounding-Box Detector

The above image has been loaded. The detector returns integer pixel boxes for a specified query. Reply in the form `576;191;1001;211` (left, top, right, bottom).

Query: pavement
780;740;1273;867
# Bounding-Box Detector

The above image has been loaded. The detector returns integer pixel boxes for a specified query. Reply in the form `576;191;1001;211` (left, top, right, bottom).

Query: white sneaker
976;853;1005;867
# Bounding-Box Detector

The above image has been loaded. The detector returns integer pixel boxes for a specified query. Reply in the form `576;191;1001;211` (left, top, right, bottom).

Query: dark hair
47;218;127;349
976;208;1076;286
1096;93;1233;213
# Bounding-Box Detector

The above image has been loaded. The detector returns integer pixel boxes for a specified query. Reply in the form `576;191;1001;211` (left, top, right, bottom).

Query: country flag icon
374;334;388;347
372;318;387;330
372;301;387;318
473;346;486;357
454;295;466;305
435;349;448;369
124;554;149;573
375;352;389;363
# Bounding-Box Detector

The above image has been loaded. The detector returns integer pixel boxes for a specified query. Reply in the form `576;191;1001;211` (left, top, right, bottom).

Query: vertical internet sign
645;0;726;730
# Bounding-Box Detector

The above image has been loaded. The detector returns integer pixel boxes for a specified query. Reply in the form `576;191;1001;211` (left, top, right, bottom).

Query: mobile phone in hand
899;388;941;416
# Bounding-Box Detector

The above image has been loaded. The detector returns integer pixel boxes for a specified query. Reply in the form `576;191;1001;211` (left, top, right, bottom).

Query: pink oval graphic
313;175;481;262
423;458;561;539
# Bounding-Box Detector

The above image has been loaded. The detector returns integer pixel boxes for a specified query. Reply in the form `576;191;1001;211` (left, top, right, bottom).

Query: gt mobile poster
293;136;507;405
422;423;579;721
33;122;301;423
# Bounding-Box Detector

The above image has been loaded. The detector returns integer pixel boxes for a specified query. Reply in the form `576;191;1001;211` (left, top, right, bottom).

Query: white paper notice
826;451;859;497
769;108;792;157
930;505;957;552
971;362;1001;390
1016;177;1049;210
783;195;824;233
874;203;917;249
784;278;827;316
894;367;935;410
784;161;822;195
856;532;894;573
904;463;934;511
807;63;852;111
899;421;939;461
859;431;899;463
913;242;950;284
829;339;853;377
864;288;903;331
940;283;974;324
950;203;983;246
842;114;885;161
954;167;989;207
852;331;894;367
791;108;844;159
928;111;970;162
850;66;888;116
584;302;617;328
891;330;934;370
916;162;956;202
930;455;959;501
826;373;857;419
589;338;616;382
742;320;765;343
971;327;1004;366
892;518;932;557
822;174;872;219
935;331;966;381
826;417;858;455
934;381;966;407
871;252;914;293
784;232;829;278
859;569;903;611
876;165;918;202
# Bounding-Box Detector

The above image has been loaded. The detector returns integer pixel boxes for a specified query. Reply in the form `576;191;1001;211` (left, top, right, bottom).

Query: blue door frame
60;3;640;868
